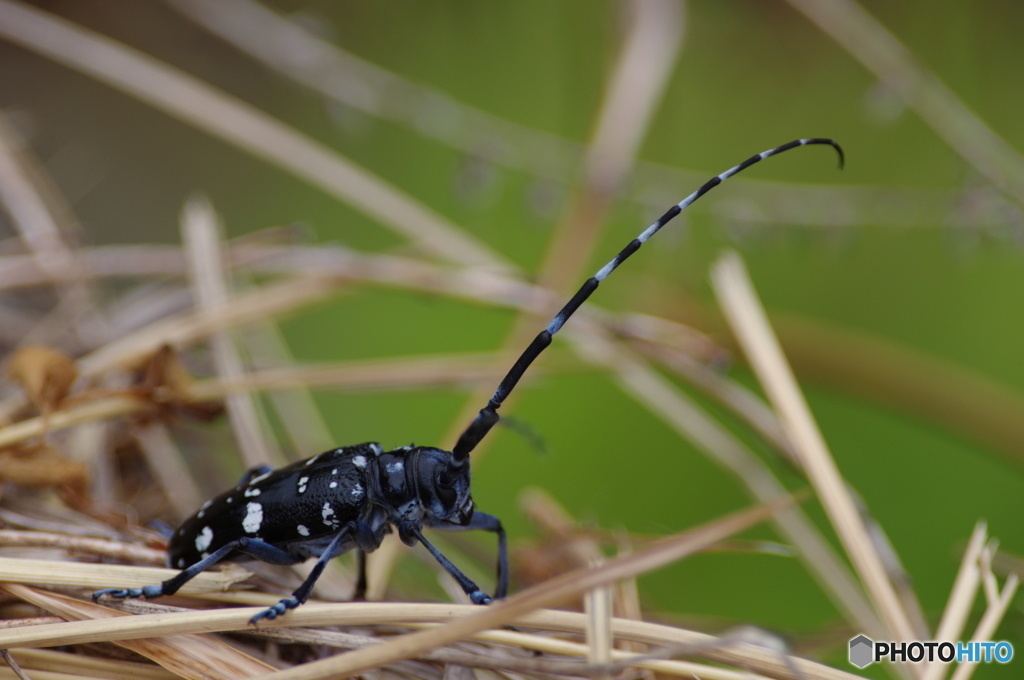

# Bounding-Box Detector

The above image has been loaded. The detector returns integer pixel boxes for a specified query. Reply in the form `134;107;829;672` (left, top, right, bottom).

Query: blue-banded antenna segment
451;138;844;463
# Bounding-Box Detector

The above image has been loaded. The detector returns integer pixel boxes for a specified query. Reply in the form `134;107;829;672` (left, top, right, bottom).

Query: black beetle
95;139;843;624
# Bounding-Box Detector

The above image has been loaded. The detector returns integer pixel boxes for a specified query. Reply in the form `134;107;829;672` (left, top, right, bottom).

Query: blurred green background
1;0;1022;676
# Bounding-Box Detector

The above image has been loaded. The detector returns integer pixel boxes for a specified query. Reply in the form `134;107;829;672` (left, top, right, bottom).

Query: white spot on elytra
331;468;338;475
244;487;261;497
385;461;404;474
195;526;213;552
370;443;383;456
352;456;367;469
243;502;263;533
350;483;364;500
329;481;337;488
197;500;212;518
298;476;309;494
178;558;186;568
322;501;338;527
297;525;310;537
226;496;233;503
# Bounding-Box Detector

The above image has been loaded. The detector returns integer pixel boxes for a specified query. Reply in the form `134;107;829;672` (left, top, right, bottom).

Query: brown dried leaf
139;345;191;401
515;487;604;591
0;444;88;496
135;345;224;422
6;345;77;413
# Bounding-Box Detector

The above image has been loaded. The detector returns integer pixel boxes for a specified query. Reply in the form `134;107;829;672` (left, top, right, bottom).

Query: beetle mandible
95;138;843;624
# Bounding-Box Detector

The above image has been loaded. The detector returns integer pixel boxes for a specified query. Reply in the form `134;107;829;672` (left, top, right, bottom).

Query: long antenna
451;138;844;464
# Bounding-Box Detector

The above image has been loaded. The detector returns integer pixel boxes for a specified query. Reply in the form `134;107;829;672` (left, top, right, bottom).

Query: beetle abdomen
167;442;382;569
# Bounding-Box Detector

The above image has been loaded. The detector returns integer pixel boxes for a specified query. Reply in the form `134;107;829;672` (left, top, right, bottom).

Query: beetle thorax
376;447;473;527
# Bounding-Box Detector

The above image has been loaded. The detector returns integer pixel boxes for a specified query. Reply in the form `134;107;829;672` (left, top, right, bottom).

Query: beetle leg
467;512;508;599
249;525;354;625
400;522;491;605
237;465;274;486
93;537;302;603
347;519;379;601
428;511;507;599
352;549;368;601
148;518;175;540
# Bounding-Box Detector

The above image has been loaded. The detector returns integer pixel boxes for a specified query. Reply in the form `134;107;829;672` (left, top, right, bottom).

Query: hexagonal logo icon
849;635;874;668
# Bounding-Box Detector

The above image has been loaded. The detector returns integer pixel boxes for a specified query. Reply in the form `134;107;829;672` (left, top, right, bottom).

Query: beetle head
415;447;473;526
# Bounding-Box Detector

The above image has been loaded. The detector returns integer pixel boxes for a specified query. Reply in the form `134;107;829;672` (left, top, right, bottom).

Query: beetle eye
438;469;456;489
435;476;456;507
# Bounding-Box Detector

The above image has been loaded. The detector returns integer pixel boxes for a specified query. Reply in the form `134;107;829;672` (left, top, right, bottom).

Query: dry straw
710;252;1018;680
0;2;1016;679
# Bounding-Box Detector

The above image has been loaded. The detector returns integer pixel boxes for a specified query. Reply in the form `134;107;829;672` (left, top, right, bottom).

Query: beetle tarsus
250;597;298;625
